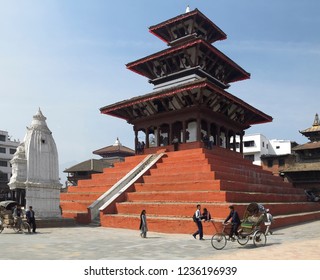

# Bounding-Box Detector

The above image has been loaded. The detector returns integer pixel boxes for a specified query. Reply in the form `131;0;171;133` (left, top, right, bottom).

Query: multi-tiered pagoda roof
100;8;272;151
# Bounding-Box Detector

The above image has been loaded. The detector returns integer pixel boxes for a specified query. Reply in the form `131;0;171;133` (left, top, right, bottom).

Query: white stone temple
9;108;62;218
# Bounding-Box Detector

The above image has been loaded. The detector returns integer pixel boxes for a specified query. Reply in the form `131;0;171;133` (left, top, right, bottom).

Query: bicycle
211;222;250;250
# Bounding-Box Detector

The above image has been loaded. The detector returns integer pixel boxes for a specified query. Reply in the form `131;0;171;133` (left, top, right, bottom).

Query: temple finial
185;5;190;13
313;113;319;126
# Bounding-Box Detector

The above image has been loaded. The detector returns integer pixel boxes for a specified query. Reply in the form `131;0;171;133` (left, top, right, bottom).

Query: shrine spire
313;113;319;126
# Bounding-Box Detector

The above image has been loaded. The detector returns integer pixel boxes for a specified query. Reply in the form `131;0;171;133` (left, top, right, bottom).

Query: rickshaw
211;202;267;250
0;200;31;234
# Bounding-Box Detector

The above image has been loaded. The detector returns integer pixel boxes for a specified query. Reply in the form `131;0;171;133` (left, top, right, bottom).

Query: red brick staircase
60;147;320;235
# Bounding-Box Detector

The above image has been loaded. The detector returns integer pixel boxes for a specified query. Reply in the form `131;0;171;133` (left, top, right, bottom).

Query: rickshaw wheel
13;225;19;232
0;219;4;233
211;233;227;250
237;235;249;245
253;231;266;247
22;222;31;234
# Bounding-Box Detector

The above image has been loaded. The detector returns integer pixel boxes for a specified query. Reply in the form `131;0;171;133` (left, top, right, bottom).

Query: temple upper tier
148;8;227;45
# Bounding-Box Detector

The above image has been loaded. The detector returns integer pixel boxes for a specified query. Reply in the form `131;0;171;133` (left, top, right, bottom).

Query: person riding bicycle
13;204;23;230
224;205;241;241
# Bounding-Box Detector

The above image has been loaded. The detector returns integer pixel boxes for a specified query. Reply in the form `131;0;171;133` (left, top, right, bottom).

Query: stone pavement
0;220;319;260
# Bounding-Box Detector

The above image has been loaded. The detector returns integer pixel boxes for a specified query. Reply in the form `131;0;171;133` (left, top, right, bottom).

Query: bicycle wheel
12;224;19;232
253;231;266;247
211;233;227;250
22;222;31;234
237;234;249;245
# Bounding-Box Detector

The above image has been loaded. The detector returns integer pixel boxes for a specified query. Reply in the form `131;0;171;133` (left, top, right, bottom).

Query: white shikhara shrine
9;109;62;218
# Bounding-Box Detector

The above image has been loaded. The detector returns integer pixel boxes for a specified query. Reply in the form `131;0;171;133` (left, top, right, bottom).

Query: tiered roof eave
148;8;227;44
100;78;272;126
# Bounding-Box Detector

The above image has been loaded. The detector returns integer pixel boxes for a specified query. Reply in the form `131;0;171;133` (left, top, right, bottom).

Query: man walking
192;204;204;240
26;206;36;233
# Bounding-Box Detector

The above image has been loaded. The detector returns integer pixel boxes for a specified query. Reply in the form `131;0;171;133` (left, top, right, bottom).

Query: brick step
219;180;300;194
157;151;272;175
133;181;220;192
207;147;245;160
99;166;137;175
111;162;140;169
208;159;272;175
125;190;226;202
225;191;307;203
142;172;215;183
77;177;122;187
212;170;288;186
167;147;244;161
120;154;150;163
151;163;279;182
91;172;130;181
60;192;102;201
134;180;298;195
100;211;320;234
162;152;259;170
66;185;111;193
60;200;92;212
125;190;307;203
61;210;87;219
150;163;212;173
114;201;320;218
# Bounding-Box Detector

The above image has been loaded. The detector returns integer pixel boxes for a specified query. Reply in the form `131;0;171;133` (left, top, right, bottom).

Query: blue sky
1;0;320;183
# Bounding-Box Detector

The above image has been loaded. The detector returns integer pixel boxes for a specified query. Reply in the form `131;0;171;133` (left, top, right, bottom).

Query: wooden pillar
216;126;220;147
156;126;160;147
145;127;149;148
182;121;187;143
196;118;201;141
232;131;237;151
240;132;244;154
226;129;230;149
134;129;138;153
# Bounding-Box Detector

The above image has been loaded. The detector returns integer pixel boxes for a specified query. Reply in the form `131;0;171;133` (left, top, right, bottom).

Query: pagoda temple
281;113;320;190
100;8;272;153
60;7;320;233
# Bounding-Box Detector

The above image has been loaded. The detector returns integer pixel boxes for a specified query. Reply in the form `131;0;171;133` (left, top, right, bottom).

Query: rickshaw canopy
0;200;18;210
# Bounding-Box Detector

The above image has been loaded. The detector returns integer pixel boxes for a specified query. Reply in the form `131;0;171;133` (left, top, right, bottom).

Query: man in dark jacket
26;206;36;233
224;205;241;240
192;204;204;240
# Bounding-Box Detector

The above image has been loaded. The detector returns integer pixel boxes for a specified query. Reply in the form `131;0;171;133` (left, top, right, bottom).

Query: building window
278;159;285;166
0;172;8;181
244;141;255;147
0;160;7;167
0;147;5;153
262;142;265;148
0;135;5;142
267;159;273;167
276;146;280;149
244;154;255;162
10;148;16;154
41;139;46;144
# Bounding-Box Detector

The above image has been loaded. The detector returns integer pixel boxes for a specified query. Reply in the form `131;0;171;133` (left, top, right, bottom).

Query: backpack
192;213;197;222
